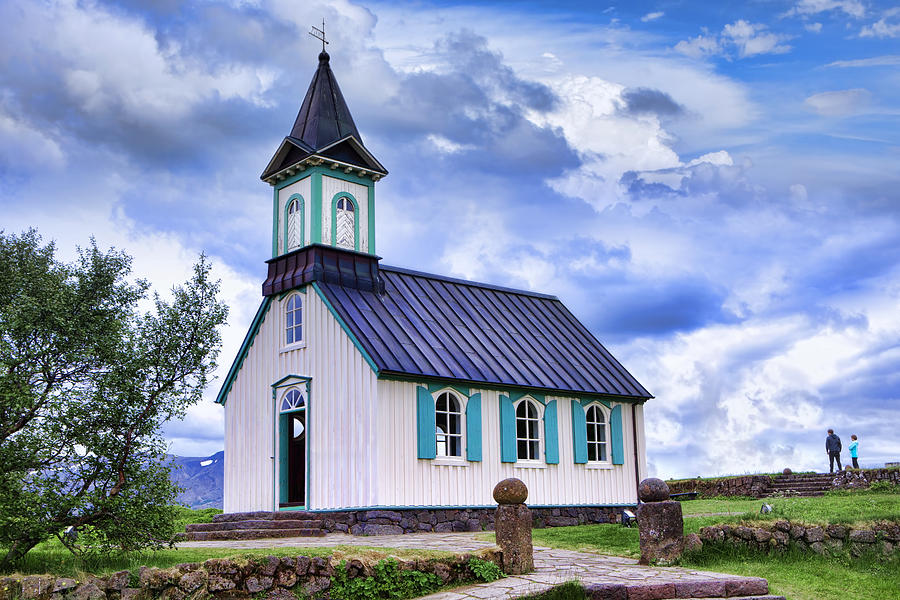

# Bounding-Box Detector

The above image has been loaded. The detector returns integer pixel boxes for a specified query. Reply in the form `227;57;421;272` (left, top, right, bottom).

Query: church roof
316;265;652;400
261;52;387;181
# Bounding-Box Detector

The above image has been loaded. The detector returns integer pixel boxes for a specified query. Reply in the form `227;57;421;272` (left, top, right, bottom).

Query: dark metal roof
292;51;361;151
316;265;652;400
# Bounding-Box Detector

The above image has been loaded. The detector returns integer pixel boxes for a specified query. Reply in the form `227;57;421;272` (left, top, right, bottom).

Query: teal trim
509;391;545;405
272;186;279;257
427;383;470;397
544;400;559;464
581;398;611;409
278;413;290;503
367;183;375;253
310;171;322;244
296;503;636;512
311;282;379;374
416;386;437;459
330;192;361;251
499;395;516;463
272;374;312;389
599;399;611;409
273;168;312;191
465;392;482;462
283;193;306;252
610;404;625;465
277;286;306;302
277;505;310;512
572;399;588;464
215;298;273;405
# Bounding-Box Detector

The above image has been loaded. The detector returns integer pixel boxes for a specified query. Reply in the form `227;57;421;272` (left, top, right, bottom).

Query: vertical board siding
223;288;379;513
276;177;311;255
376;380;642;507
322;176;369;251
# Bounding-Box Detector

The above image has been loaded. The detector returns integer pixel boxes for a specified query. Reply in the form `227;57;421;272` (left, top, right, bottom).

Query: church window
280;388;306;413
515;399;541;461
585;404;610;462
285;295;302;345
435;391;462;457
335;196;355;249
287;197;303;251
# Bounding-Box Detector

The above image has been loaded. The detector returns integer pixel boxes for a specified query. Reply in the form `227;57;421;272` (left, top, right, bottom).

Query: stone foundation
213;505;624;536
667;475;774;498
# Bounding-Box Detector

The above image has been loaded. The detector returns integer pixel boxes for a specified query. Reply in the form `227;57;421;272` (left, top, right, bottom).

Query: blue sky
2;0;898;478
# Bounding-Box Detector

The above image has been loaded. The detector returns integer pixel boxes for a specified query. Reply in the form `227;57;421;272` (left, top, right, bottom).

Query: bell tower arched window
335;196;355;249
285;294;302;345
287;197;302;251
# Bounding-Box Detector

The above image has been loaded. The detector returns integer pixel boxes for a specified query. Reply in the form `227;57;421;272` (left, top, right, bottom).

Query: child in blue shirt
849;434;859;469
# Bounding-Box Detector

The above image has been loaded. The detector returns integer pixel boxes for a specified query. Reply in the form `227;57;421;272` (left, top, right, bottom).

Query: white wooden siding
322;176;369;251
376;380;643;507
276;176;311;254
223;287;379;512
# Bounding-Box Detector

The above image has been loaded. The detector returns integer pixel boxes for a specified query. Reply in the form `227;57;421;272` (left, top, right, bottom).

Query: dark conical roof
290;51;361;149
260;51;386;181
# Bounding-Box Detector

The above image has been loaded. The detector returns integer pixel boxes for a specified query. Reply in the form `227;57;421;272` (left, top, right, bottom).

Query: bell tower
261;50;387;258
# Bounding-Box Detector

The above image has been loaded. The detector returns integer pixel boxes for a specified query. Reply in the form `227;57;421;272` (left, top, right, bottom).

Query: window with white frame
586;404;609;462
515;399;541;460
285;294;302;345
435;391;463;457
335;196;355;249
287;198;302;251
280;388;306;413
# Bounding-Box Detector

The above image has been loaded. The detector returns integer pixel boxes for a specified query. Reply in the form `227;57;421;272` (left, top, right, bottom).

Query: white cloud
805;22;823;33
0;108;66;171
827;54;900;67
860;15;900;38
783;0;866;18
641;12;665;22
804;88;871;116
676;21;791;59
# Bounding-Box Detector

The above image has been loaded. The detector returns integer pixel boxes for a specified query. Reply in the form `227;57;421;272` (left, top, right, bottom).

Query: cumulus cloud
804;88;871;116
860;9;900;38
676;21;791;59
620;88;684;117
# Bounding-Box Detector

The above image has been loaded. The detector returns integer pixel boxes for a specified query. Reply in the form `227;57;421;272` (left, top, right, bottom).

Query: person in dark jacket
826;429;842;473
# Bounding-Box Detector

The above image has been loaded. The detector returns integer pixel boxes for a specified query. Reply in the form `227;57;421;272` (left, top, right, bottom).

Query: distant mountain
167;450;224;509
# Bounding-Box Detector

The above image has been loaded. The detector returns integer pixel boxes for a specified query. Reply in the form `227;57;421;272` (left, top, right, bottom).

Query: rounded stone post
636;478;684;565
493;478;533;574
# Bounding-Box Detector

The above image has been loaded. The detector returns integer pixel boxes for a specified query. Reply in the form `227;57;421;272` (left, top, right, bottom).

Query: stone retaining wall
0;549;502;600
666;476;773;499
698;520;900;557
833;468;900;489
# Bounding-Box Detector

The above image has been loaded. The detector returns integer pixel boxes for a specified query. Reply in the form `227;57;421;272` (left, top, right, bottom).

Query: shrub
329;558;442;600
468;557;504;582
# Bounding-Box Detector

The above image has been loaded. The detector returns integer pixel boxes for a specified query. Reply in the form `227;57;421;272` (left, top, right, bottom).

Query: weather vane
309;19;328;52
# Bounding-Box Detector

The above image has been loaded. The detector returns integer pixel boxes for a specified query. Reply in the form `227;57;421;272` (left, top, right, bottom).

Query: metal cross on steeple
309;20;328;52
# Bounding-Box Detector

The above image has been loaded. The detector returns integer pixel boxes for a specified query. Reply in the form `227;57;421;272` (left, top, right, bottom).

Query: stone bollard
493;478;533;574
636;478;684;565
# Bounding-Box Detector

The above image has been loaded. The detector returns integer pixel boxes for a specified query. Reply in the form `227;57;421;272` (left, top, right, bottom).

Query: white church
217;49;652;522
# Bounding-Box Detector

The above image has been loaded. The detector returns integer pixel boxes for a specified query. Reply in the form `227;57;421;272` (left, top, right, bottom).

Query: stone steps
185;528;326;541
184;511;329;540
581;577;781;599
765;474;834;497
187;519;323;532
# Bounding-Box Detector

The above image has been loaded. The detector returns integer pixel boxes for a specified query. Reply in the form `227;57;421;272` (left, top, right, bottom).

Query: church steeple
262;49;387;259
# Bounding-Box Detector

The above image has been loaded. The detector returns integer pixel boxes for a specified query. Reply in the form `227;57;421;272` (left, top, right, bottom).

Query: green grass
173;506;222;532
6;544;456;578
516;581;585;599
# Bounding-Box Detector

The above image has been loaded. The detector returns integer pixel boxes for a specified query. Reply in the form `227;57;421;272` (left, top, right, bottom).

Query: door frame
272;375;312;511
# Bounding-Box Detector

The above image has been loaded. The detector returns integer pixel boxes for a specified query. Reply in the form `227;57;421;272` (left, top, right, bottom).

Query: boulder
637;478;670;502
492;478;528;504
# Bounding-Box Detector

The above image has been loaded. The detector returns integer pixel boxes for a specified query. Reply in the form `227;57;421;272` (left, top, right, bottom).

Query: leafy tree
0;229;228;569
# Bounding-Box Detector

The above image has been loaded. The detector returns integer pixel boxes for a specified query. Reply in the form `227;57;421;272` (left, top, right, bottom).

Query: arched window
285;295;302;345
287;197;302;251
515;399;541;460
586;404;609;462
435;391;462;457
335;196;355;249
280;388;306;413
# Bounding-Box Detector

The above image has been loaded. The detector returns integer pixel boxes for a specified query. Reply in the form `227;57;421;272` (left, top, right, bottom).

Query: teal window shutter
466;393;482;461
571;399;588;464
416;386;436;459
544;400;559;464
499;395;517;463
611;404;625;465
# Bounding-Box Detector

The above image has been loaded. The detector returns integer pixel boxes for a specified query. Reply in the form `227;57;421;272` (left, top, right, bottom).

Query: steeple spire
289;50;362;150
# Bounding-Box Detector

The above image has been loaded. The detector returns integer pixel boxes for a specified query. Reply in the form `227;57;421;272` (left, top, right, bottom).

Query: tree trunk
0;538;41;572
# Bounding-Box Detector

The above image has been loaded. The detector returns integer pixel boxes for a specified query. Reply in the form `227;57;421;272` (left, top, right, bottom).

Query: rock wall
0;549;502;600
698;520;900;557
832;468;900;489
666;476;774;498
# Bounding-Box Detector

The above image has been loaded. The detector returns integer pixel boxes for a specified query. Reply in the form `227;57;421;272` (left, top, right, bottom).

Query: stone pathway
179;532;776;599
